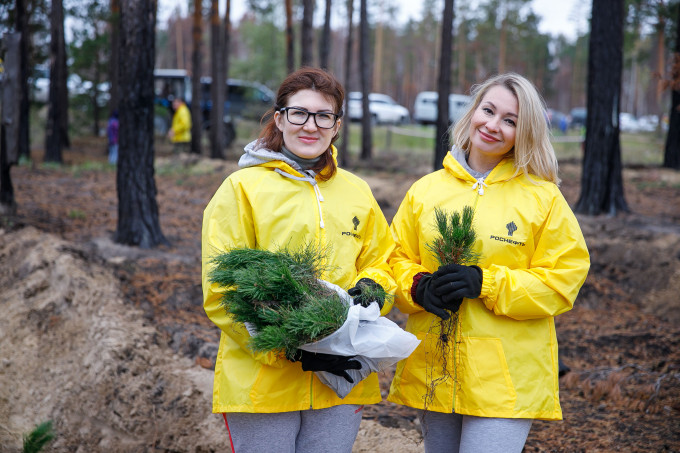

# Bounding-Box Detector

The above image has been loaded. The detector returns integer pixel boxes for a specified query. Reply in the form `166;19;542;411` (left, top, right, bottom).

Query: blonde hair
450;73;560;185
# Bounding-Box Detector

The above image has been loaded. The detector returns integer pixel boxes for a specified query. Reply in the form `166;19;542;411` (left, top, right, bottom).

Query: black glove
293;350;362;383
412;273;456;320
348;278;385;309
432;263;483;302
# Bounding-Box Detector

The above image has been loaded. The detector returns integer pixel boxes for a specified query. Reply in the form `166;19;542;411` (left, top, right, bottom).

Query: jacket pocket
458;337;517;413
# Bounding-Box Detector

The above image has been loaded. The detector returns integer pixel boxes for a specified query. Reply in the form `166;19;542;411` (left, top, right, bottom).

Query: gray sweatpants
223;404;364;453
418;410;533;453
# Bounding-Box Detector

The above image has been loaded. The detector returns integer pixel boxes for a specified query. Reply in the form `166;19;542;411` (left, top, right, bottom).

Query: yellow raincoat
387;151;589;420
170;102;191;143
202;141;396;413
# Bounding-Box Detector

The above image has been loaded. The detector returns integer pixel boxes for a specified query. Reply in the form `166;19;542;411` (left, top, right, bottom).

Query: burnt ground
1;135;679;452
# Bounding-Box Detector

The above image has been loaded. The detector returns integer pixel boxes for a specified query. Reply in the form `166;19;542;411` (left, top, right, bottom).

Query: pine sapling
423;205;480;408
208;243;349;360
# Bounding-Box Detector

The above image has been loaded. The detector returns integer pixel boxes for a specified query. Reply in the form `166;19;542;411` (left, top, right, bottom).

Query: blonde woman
387;73;590;452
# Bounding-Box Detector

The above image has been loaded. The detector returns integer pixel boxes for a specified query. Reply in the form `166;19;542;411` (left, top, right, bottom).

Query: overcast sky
158;0;591;42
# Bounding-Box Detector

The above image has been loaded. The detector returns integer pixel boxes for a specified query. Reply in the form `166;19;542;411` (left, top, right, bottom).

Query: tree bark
359;0;372;161
209;0;225;158
109;0;121;113
574;0;629;216
44;0;69;163
339;0;354;167
191;0;203;155
301;0;315;67
15;0;30;161
115;0;168;248
434;0;455;170
285;0;295;73
0;33;22;215
663;4;680;169
319;0;332;69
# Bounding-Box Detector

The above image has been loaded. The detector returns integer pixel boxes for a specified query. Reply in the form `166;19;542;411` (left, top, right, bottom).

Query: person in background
167;97;191;154
201;67;396;453
107;110;119;164
387;72;590;453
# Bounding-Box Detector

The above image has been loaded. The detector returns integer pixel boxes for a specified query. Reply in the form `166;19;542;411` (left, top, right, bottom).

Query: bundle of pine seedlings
424;205;480;407
208;244;354;360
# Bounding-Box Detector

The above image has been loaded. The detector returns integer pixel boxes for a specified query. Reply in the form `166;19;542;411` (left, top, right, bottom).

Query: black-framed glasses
279;107;341;129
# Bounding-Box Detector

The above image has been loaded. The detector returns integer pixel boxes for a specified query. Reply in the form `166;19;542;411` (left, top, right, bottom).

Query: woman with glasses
202;67;396;452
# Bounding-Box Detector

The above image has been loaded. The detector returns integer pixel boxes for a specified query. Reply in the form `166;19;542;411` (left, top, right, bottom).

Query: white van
413;91;471;125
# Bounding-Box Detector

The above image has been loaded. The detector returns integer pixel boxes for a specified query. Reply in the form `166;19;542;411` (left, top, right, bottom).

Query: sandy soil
1;139;679;452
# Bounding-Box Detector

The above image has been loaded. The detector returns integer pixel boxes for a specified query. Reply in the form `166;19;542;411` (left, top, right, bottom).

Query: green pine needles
208;244;349;360
427;205;480;267
22;420;55;453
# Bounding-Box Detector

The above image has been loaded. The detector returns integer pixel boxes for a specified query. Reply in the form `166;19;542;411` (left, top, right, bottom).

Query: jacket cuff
480;268;496;310
410;272;430;300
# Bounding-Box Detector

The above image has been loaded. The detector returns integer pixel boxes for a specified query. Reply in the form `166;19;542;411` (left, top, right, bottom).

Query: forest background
1;0;678;145
0;0;680;451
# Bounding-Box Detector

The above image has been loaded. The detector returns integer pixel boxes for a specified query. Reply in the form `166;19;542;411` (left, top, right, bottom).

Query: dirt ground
1;136;679;452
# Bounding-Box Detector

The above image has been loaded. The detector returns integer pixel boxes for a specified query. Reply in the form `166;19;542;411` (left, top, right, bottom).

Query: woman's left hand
432;264;483;302
348;278;385;309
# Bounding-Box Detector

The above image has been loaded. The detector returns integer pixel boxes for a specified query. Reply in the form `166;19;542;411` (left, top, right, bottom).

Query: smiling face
274;89;342;160
467;85;518;173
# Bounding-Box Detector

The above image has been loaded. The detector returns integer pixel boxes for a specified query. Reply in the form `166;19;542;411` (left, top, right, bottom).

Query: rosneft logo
490;220;525;246
342;216;362;239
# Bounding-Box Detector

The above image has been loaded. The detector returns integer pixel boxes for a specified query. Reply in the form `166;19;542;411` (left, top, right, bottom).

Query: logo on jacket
342;216;362;239
490;220;524;246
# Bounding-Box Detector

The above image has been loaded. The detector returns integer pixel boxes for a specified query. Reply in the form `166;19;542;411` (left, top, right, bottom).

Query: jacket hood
443;147;518;185
239;140;340;176
238;139;302;171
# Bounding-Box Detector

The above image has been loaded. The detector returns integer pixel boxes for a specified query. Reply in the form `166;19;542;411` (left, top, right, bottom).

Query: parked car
28;65;50;103
413;91;471;125
637;115;659;132
569;107;587;130
29;65;109;106
347;92;410;124
619;112;640;133
199;76;274;122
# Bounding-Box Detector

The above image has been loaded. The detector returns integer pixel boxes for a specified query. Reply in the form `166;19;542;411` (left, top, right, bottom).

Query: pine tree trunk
191;0;203;155
359;0;372;161
574;0;628;216
339;0;354;168
434;0;454;171
209;0;225;158
285;0;295;73
301;0;315;67
45;0;69;163
319;0;332;69
663;5;680;169
0;33;21;214
109;0;120;113
115;0;168;248
15;0;30;161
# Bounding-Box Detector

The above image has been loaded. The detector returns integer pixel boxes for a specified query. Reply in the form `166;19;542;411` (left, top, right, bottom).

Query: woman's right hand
412;273;462;320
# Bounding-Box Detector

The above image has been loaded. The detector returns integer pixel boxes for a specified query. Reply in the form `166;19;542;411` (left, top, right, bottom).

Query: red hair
257;67;345;180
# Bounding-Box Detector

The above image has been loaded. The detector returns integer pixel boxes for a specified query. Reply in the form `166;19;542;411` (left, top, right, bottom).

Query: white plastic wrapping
298;280;421;398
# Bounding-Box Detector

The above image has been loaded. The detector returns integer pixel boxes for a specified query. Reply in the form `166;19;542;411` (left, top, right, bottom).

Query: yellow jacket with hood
387;150;589;420
202;140;396;413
